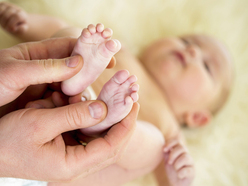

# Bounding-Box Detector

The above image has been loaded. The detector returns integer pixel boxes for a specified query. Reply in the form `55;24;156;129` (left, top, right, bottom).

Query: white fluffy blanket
0;0;248;185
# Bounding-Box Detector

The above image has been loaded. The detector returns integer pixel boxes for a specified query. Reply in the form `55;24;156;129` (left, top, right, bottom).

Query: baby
0;2;234;186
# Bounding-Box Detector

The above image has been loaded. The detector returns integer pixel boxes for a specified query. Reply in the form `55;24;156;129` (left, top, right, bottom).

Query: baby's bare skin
61;23;121;96
0;3;194;185
0;2;68;41
80;69;139;135
0;2;28;34
164;139;195;186
60;23;138;135
0;3;138;137
92;46;194;186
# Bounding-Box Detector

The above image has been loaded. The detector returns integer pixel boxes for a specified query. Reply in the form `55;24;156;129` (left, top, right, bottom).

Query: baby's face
140;35;233;123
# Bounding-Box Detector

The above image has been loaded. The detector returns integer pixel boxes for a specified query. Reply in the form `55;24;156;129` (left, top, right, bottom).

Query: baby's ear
184;110;212;128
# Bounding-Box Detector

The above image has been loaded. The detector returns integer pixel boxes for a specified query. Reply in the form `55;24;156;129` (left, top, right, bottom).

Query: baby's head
140;34;234;128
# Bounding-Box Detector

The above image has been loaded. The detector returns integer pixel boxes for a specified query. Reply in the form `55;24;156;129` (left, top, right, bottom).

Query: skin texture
0;2;234;185
140;35;233;127
163;138;195;186
0;37;116;116
0;37;81;107
61;23;121;96
61;23;138;136
0;37;138;182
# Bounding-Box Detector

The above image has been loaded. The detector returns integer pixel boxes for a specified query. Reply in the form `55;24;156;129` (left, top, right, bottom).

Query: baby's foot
80;70;139;136
0;2;28;33
61;23;121;96
163;139;195;186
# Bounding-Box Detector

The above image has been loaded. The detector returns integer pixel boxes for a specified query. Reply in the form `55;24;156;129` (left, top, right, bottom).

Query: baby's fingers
177;166;195;179
174;153;194;171
168;144;188;165
163;138;180;152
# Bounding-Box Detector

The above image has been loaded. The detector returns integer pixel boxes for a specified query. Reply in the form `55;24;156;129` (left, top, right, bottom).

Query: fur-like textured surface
0;0;247;185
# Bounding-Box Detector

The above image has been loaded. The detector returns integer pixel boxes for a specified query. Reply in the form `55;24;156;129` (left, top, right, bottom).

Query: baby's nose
186;45;201;62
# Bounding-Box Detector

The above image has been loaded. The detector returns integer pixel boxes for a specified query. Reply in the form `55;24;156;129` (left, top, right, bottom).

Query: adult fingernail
88;102;103;119
66;56;79;67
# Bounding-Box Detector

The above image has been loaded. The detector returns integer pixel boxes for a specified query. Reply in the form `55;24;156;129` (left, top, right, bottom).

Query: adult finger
23;100;108;143
0;102;139;181
26;91;69;109
17;55;83;87
0;39;84;105
107;56;116;68
72;102;140;177
20;37;77;59
25;96;55;109
1;37;82;86
69;88;92;104
0;55;83;106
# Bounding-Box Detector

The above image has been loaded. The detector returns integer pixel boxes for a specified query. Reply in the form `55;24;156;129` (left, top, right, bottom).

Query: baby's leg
80;70;139;136
0;2;68;41
61;23;121;96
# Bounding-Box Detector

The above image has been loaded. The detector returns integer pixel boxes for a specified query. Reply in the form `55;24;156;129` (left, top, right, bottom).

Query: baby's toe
105;39;121;54
96;23;104;32
87;24;96;34
127;75;138;85
119;75;138;92
102;27;113;38
117;75;137;93
113;70;130;84
131;92;139;102
131;83;139;92
125;96;133;105
81;28;91;38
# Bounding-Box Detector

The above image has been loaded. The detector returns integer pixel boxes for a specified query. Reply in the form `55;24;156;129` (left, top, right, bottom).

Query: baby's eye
204;61;211;73
181;38;190;46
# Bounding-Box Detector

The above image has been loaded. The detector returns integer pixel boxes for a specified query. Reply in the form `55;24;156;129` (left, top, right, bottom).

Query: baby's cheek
177;74;208;103
170;82;198;105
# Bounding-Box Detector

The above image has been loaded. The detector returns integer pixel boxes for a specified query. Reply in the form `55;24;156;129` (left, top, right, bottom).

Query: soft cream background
0;0;247;185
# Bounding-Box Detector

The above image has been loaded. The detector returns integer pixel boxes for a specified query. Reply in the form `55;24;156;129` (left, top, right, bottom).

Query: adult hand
0;37;134;182
0;37;116;116
0;100;139;182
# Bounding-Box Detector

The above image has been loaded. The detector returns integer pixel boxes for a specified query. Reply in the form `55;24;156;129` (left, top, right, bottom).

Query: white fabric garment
0;178;47;186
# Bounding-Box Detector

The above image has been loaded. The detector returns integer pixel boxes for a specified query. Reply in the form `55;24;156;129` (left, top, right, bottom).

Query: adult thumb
23;100;107;143
20;55;83;87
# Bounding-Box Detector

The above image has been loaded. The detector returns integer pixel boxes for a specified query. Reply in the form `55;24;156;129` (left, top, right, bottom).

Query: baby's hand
163;138;195;186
